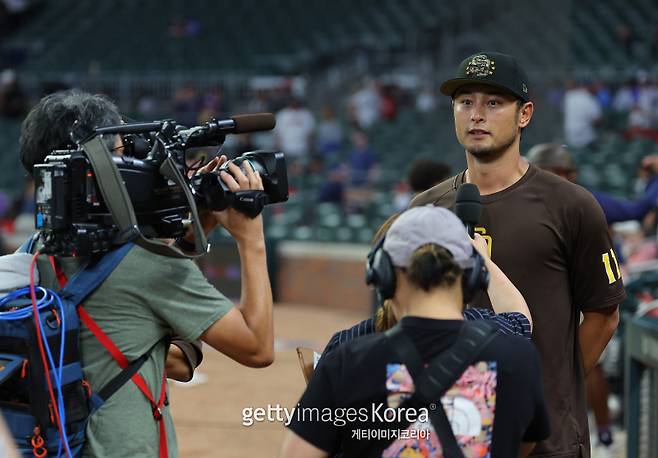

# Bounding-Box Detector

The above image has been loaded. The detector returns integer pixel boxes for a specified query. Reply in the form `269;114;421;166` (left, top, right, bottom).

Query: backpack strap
56;243;133;303
384;320;498;458
51;243;170;458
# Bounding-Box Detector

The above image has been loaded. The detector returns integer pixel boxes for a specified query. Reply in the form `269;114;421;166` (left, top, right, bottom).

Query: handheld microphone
455;183;481;238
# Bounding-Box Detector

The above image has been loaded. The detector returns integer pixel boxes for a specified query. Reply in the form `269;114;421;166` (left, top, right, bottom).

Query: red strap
77;307;130;368
77;305;169;457
156;372;168;458
49;255;169;457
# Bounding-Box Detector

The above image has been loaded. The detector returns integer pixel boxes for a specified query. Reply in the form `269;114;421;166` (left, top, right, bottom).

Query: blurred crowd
554;71;658;148
6;69;658;260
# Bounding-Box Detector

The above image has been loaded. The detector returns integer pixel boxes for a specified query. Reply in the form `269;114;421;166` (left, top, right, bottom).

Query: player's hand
470;233;490;259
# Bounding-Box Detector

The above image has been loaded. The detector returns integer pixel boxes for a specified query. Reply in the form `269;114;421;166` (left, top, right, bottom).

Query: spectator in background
348;80;381;129
172;83;200;127
247;89;274;113
135;89;161;118
0;69;26;119
198;85;227;123
379;84;398;122
612;77;639;113
317;163;346;205
626;103;654;140
636;72;658;124
564;79;602;148
393;159;451;212
593;80;613;110
415;86;437;113
315;105;343;158
593;155;658;225
274;97;315;175
347;129;377;187
408;159;452;195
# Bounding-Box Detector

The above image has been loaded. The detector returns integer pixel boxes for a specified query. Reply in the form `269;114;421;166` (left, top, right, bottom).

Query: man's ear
518;102;534;128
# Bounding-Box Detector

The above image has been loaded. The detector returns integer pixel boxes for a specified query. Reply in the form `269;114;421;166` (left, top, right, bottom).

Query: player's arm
579;305;619;375
570;189;625;375
471;234;533;331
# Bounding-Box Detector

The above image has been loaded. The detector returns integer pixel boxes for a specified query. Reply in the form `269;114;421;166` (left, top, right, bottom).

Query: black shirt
321;309;531;358
288;316;550;457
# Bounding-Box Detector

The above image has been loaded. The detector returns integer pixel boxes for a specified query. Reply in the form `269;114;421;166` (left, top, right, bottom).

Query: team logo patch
465;54;495;78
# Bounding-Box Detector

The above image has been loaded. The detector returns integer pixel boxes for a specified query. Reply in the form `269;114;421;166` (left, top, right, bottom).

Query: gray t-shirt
39;244;232;458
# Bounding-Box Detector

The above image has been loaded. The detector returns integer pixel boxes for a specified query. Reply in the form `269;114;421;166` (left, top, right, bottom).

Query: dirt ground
168;303;627;458
169;303;367;458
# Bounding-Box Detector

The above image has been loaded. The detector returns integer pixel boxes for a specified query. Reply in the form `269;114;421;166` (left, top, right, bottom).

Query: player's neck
465;143;529;195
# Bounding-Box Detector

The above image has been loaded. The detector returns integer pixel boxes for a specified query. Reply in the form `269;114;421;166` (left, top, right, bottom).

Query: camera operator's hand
214;160;265;244
186;155;264;244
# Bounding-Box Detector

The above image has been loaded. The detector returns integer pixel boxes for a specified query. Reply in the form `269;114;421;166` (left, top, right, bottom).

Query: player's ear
518;101;534;128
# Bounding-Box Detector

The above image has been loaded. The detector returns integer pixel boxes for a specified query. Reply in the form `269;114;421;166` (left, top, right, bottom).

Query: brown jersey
411;164;626;458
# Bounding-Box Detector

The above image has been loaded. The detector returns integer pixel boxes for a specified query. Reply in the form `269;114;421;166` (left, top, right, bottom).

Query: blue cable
0;287;53;320
0;287;73;457
34;290;71;458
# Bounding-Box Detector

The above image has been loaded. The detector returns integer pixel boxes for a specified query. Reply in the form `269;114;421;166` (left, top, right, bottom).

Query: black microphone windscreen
231;113;276;134
455;183;482;227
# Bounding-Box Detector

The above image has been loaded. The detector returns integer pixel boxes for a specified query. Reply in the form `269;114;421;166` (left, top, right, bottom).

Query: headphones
365;234;490;305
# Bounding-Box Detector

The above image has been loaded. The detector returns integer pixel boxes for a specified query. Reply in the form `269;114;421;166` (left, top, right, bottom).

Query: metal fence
625;315;658;458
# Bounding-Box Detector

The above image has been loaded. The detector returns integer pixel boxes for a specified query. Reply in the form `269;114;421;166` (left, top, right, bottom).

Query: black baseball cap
440;51;531;102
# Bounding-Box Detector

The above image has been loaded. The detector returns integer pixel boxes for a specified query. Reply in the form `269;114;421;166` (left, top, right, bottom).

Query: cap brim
440;78;529;102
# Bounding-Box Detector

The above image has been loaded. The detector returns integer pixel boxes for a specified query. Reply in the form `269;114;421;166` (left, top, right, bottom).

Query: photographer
18;89;274;457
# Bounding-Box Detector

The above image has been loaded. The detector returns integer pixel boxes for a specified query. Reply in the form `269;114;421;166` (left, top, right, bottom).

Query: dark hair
406;243;462;292
407;159;451;193
19;89;122;174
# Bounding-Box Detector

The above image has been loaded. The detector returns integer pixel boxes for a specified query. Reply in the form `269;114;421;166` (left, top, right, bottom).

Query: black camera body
33;115;287;257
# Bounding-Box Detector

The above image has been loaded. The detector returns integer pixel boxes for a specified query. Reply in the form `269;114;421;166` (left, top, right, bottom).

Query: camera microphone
455;183;481;238
181;113;276;148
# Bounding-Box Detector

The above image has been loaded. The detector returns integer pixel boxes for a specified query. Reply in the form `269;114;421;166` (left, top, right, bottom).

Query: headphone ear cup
371;249;396;301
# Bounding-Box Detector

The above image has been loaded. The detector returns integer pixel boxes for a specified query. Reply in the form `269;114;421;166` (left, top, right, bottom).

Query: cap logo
522;83;528;93
465;54;495;78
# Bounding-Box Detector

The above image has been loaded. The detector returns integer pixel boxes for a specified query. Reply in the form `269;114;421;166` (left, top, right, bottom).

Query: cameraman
19;89;274;457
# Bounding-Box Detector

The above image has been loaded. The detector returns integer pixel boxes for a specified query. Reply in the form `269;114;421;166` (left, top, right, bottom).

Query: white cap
383;205;474;269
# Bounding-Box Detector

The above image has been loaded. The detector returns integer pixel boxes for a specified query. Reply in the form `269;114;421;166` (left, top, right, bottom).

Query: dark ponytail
406;243;462;291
